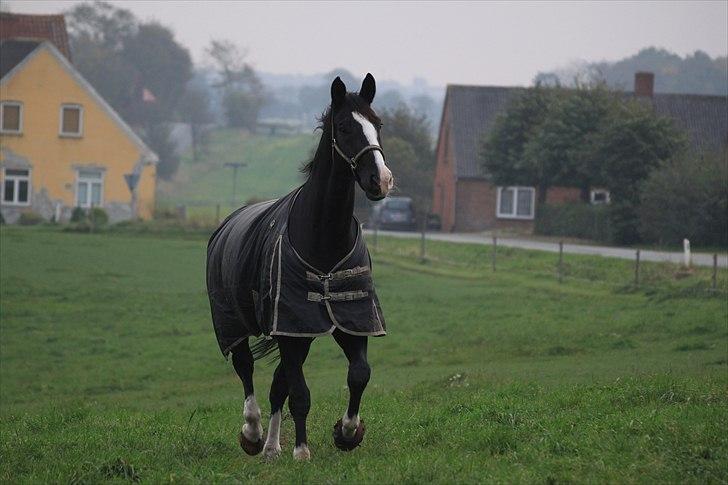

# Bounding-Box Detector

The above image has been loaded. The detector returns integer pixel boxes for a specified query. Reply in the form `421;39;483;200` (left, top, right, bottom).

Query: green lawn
158;130;317;220
1;226;726;483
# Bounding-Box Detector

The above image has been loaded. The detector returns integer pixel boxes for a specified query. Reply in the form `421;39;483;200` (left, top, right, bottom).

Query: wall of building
0;47;155;222
452;181;582;233
431;105;457;231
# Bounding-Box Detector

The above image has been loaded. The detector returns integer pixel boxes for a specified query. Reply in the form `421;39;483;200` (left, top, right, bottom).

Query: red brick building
432;73;728;233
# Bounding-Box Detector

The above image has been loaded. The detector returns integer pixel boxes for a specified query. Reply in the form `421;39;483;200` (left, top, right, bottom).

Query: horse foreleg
277;336;314;461
263;361;287;459
332;329;369;450
232;340;264;455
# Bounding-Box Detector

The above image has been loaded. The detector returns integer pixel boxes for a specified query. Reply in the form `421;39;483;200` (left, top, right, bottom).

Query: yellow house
0;40;158;223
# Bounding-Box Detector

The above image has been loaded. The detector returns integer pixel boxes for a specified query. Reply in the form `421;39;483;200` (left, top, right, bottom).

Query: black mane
300;93;381;176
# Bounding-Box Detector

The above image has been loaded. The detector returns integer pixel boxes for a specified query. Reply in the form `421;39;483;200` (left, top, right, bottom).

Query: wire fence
366;224;727;295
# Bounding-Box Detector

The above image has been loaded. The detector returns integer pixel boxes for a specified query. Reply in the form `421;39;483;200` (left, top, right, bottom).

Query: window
76;169;103;207
2;168;30;205
60;104;83;137
497;186;535;219
1;102;23;134
590;189;611;204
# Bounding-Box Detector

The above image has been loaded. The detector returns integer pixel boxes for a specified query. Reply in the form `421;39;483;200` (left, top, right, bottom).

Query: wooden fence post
420;219;426;262
713;254;718;290
558;241;564;283
634;250;641;287
492;236;497;272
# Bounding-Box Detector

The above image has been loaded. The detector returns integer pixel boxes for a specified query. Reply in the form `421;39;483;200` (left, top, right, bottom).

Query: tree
379;104;435;213
121;22;192;118
480;85;560;202
206;39;266;130
480;83;687;244
639;151;728;246
524;83;615;202
66;1;193;180
597;101;687;243
178;80;213;162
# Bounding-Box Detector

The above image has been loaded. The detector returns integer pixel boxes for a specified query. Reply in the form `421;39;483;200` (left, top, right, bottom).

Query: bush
639;152;728;247
17;211;44;226
66;207;109;232
88;207;109;226
70;207;86;223
535;203;611;242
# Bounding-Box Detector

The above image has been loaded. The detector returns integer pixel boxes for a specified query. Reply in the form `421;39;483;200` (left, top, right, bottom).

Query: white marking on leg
263;410;282;459
352;111;393;195
242;395;263;442
293;443;311;461
341;412;360;439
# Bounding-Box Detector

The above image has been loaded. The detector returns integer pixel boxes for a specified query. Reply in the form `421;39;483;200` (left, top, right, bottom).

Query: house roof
0;39;40;78
443;84;728;180
0;12;71;60
0;41;158;164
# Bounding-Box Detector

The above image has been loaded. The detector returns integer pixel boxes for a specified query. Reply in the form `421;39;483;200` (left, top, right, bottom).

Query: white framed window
497;186;535;220
1;101;23;134
2;168;31;205
76;169;103;208
59;104;83;137
590;189;611;204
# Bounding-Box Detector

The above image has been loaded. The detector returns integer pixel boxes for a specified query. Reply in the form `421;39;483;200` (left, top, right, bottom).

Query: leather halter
331;114;384;172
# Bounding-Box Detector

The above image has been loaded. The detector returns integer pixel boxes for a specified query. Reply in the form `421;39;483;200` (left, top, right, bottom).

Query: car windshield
385;199;411;211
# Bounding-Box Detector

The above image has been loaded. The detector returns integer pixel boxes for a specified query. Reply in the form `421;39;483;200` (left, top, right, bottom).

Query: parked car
369;196;417;231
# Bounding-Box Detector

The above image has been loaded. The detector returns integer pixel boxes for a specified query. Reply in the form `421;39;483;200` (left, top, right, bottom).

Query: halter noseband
331;115;384;172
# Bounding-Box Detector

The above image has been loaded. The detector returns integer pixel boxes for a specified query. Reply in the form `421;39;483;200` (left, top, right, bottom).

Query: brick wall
431;105;457;231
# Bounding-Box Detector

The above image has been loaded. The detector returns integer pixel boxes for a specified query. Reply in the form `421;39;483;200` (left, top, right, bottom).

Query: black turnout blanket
206;188;386;357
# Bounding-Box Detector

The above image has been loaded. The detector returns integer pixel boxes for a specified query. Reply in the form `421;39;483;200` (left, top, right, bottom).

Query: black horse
206;74;393;460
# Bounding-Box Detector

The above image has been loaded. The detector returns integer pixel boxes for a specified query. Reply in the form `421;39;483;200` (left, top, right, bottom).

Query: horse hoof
238;431;265;456
332;418;365;451
263;444;282;460
293;444;311;461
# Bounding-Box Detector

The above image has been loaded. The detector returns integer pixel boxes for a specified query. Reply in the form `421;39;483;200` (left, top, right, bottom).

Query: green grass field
158;131;317;219
1;226;726;483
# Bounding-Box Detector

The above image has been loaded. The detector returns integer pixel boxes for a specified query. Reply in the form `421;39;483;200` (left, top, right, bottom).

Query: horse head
330;73;394;201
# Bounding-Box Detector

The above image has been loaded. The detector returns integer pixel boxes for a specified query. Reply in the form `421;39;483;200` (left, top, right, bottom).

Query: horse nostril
370;174;380;192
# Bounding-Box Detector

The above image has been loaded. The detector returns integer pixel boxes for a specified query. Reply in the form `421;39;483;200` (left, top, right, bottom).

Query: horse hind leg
332;329;369;451
263;361;287;459
277;335;314;461
231;338;265;455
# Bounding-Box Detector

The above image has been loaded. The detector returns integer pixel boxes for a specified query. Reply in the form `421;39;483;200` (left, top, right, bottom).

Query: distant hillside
158;130;317;211
536;47;727;96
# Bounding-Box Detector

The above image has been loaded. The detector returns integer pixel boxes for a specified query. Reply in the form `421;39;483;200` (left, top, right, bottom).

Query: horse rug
206;188;386;357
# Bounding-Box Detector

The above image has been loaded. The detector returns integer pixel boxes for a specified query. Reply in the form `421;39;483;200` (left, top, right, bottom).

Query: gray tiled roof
445;84;728;180
0;39;40;79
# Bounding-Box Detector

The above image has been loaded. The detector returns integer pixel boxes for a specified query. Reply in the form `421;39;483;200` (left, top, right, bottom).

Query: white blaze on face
352;111;393;195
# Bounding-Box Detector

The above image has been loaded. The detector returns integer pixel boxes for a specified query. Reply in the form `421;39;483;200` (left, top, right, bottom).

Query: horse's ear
331;76;346;109
359;73;376;104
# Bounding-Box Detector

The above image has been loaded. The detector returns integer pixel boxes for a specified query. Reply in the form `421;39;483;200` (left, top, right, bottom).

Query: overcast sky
7;1;727;87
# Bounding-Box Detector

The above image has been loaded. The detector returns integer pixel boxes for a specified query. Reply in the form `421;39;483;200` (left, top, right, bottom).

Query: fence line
370;229;725;293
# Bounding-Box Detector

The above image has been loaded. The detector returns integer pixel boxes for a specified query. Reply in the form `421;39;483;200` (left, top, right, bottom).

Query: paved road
364;229;728;268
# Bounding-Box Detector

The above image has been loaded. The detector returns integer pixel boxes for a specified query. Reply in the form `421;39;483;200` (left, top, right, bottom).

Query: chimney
634;72;654;97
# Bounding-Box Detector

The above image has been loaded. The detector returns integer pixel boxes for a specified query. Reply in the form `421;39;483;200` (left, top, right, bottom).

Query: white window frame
2;168;31;206
590;189;611;204
75;169;104;208
0;101;23;135
496;186;536;220
59;104;84;138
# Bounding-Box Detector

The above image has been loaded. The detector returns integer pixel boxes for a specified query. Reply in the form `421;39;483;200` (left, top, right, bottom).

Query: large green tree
206;39;265;130
66;1;193;180
480;85;559;202
481;84;686;244
379;104;435;214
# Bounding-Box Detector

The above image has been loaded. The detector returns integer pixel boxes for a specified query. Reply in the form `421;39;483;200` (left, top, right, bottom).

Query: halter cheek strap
331;116;384;172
